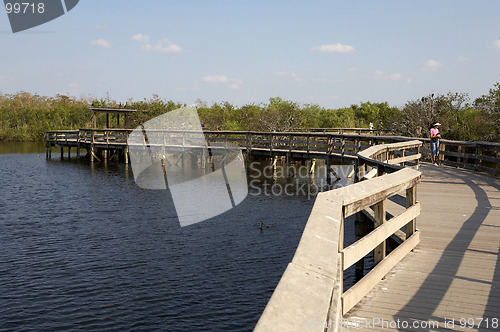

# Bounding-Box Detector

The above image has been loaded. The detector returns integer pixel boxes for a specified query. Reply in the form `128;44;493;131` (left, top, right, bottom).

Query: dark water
0;148;360;332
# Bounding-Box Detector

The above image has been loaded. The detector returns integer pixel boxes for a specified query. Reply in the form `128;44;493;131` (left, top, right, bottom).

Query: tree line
1;82;499;142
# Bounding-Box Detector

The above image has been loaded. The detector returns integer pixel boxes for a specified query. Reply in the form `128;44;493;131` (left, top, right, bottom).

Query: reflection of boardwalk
344;164;500;331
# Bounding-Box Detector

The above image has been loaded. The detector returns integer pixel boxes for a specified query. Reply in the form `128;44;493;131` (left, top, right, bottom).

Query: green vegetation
1;82;499;142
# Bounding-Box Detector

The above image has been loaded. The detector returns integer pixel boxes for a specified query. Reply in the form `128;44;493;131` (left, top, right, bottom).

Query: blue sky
1;0;499;108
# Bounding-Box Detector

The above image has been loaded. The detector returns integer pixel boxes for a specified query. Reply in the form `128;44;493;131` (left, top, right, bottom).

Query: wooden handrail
254;140;422;332
45;129;499;176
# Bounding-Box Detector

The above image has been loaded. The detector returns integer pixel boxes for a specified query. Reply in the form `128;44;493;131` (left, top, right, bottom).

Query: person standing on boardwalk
430;122;441;165
369;122;374;134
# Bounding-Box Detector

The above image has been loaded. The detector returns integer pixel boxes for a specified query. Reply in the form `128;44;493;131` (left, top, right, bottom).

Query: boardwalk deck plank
344;164;500;331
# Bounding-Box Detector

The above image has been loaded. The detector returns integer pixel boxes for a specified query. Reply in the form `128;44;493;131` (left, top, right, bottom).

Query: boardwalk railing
254;140;422;332
424;138;500;176
305;127;389;135
45;130;79;144
45;129;499;176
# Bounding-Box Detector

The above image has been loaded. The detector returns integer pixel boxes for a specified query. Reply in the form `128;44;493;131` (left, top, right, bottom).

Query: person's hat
434;122;441;126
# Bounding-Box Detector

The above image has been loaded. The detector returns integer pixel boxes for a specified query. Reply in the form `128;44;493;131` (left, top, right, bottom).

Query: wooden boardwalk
45;129;500;331
343;163;500;331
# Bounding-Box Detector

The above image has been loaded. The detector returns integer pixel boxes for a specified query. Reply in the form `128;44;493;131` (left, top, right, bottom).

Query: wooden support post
439;142;445;165
67;147;71;159
416;146;420;169
90;131;95;163
457;145;462;165
125;131;129;164
356;160;365;183
61;146;64;159
77;143;80;159
202;148;207;169
354;212;371;280
309;158;316;174
377;164;385;177
374;199;386;265
405;185;417;238
270;133;274;153
248;132;253;153
106;113;110;129
475;144;481;171
326;158;331;182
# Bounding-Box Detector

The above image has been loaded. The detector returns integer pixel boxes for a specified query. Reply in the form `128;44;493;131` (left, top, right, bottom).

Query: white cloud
140;39;182;54
275;71;303;83
493;39;500;50
90;39;111;48
311;43;355;53
202;75;229;84
131;33;150;42
422;59;441;72
201;75;242;89
373;70;402;81
455;56;468;64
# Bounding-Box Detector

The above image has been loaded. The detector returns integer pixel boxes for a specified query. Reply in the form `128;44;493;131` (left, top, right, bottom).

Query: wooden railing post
125;132;129;164
405;185;417;238
356;160;365;182
373;199;386;265
77;131;81;159
439;142;445;165
90;130;95;162
416;146;420;169
475;143;481;171
269;133;273;153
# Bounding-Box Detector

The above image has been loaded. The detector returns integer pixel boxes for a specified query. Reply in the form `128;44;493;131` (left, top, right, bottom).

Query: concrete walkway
343;163;500;331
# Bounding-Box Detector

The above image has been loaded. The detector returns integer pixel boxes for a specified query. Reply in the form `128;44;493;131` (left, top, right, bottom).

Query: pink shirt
430;128;439;137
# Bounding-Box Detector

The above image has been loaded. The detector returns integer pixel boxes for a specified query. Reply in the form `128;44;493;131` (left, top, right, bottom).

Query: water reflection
0;141;45;154
247;158;354;200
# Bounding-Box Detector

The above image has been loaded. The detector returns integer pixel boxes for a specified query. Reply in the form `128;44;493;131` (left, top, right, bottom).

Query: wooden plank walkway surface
343;163;500;331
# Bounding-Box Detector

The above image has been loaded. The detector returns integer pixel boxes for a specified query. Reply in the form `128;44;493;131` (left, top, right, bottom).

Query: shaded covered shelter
89;106;140;129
